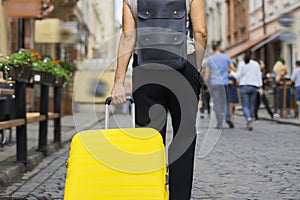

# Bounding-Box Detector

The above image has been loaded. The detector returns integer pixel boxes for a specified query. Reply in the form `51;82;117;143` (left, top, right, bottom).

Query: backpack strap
187;16;193;39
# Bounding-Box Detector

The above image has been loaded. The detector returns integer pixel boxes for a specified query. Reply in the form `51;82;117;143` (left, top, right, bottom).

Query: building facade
77;0;117;60
205;0;227;53
225;0;300;73
225;0;249;49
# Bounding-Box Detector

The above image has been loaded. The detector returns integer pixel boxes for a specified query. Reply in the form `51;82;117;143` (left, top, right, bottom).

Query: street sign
278;13;294;28
279;31;296;41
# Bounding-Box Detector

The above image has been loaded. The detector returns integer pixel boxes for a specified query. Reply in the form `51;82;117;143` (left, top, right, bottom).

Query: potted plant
31;53;73;87
52;61;74;87
0;49;74;86
0;50;34;83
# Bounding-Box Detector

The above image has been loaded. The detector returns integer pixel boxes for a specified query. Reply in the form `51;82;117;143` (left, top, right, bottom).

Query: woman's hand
111;79;126;104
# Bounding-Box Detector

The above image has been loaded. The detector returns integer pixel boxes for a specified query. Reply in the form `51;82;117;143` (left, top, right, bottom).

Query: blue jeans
294;86;300;102
210;85;230;125
240;85;258;120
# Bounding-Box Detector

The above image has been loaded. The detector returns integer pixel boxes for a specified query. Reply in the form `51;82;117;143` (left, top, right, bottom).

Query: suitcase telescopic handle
105;96;134;105
104;96;135;129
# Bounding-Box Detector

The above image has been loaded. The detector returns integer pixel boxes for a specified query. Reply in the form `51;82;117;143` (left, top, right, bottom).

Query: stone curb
235;110;300;126
0;142;65;188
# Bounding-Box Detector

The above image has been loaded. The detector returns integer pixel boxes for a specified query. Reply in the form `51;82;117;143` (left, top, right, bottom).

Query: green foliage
0;49;74;83
275;58;286;65
2;49;35;67
0;55;10;80
40;53;53;60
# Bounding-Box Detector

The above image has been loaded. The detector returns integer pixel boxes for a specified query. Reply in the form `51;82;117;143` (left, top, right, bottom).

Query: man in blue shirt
291;60;300;118
204;42;235;129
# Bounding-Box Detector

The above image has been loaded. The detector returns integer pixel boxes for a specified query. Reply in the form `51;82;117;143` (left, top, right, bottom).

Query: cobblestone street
0;114;299;200
193;115;300;199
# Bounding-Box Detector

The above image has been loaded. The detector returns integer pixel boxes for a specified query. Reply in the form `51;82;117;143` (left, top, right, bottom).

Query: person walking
254;59;275;119
204;42;235;129
111;0;207;199
228;69;239;122
199;83;210;117
231;50;263;131
291;60;300;118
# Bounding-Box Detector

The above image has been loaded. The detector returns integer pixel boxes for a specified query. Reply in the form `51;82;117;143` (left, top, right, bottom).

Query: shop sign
35;20;80;44
60;22;79;44
4;0;41;18
34;18;60;43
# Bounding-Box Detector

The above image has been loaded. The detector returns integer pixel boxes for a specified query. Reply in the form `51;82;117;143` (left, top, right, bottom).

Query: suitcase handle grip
104;96;135;129
105;96;134;105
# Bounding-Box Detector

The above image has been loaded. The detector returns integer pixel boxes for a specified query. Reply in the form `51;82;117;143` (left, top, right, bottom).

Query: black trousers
255;91;274;118
200;85;210;114
132;53;202;200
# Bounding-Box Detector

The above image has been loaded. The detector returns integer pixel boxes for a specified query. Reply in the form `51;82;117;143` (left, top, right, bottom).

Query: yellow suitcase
64;97;168;200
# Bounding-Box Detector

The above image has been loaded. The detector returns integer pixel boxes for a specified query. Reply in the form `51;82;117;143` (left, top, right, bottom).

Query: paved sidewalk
0;104;107;187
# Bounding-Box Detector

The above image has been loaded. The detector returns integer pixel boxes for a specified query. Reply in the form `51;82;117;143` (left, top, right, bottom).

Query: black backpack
136;0;187;69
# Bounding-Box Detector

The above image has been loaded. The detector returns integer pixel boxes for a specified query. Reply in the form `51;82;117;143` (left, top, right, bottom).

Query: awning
225;31;280;58
251;31;282;51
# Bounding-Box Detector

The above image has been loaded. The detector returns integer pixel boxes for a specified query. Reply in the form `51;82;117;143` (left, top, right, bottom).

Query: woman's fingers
111;82;126;104
112;93;126;104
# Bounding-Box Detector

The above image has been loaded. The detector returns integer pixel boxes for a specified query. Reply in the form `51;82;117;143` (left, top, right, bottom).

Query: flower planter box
53;77;66;87
7;65;33;83
32;71;55;86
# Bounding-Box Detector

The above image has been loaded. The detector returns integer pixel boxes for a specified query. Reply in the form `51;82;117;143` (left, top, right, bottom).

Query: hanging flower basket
7;65;33;83
32;71;55;86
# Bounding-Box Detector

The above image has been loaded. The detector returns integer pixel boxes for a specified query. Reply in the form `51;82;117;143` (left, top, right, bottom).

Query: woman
111;0;207;199
231;50;262;131
254;59;274;119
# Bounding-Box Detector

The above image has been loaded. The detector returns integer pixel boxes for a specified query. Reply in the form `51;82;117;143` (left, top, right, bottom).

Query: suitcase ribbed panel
64;128;168;200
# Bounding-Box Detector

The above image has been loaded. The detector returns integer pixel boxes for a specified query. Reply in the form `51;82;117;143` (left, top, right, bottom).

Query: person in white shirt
231;50;263;131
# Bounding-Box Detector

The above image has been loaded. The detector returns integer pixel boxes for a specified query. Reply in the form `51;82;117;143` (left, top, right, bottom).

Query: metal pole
54;43;62;144
131;103;135;128
38;84;49;152
54;87;62;144
18;18;25;49
15;82;27;163
262;0;269;67
15;17;27;163
262;0;266;35
105;104;109;129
